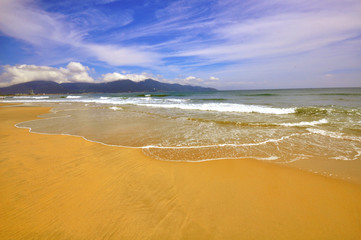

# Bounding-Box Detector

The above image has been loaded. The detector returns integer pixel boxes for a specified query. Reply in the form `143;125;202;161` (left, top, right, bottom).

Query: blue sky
0;0;360;89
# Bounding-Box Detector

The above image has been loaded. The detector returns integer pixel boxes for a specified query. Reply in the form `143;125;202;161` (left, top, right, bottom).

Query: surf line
11;104;310;163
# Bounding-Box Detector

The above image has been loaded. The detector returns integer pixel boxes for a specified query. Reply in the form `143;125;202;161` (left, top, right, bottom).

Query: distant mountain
0;79;216;95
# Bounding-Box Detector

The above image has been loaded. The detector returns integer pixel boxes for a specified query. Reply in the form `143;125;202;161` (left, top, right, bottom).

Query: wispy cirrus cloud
0;0;360;89
178;10;361;63
86;44;159;66
0;0;159;67
106;0;361;78
164;0;361;62
0;0;79;46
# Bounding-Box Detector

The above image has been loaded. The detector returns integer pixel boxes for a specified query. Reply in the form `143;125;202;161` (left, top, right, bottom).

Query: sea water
2;88;361;183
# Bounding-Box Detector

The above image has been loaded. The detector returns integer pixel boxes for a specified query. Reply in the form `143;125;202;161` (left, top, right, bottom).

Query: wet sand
1;104;361;239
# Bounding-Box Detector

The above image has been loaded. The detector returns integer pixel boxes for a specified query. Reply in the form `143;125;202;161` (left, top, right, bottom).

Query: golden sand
0;104;361;239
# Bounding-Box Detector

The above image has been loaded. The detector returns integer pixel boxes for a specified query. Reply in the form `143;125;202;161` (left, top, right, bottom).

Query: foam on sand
1;104;361;239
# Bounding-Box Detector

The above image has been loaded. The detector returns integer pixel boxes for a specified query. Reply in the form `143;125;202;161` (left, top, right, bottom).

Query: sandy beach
1;103;361;240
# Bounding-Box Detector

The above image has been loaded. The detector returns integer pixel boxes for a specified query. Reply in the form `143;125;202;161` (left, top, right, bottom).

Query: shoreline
12;103;361;185
1;103;361;239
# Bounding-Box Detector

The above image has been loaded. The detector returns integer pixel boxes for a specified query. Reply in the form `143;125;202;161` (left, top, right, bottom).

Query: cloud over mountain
102;72;156;82
0;0;360;89
0;62;94;87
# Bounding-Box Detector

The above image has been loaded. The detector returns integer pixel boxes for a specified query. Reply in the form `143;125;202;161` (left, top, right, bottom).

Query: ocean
2;88;361;183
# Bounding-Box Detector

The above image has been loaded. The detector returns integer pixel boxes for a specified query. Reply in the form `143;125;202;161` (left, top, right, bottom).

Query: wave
13;96;49;99
295;106;361;116
0;97;296;114
186;118;276;127
241;93;279;97
66;96;82;99
318;93;361;96
187;117;328;127
295;107;328;115
280;119;328;127
193;98;227;101
137;94;169;97
3;96;359;117
307;128;361;142
140;102;295;114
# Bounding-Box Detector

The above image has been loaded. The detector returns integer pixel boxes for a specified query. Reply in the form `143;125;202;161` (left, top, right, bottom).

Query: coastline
1;104;361;239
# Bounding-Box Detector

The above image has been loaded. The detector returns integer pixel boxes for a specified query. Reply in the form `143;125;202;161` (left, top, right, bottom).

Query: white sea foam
1;96;295;114
13;96;49;99
14;114;285;163
1;97;297;115
257;156;280;161
157;155;281;162
144;133;308;149
307;128;361;142
109;106;122;111
280;118;328;127
66;96;82;99
139;102;295;114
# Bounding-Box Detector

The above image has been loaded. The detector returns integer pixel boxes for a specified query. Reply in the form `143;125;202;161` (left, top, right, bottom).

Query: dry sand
0;104;361;239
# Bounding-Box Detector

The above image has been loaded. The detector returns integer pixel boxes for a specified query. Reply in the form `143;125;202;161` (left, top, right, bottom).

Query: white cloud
0;62;94;87
164;75;204;85
0;63;213;87
66;62;87;72
209;76;219;81
101;72;155;82
185;76;202;82
0;0;360;89
169;76;219;87
185;76;196;81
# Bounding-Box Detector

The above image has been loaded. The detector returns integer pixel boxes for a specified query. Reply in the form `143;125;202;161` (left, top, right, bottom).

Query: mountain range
0;79;216;95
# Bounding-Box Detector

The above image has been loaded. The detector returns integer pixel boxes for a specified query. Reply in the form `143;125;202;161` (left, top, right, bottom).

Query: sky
0;0;360;90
